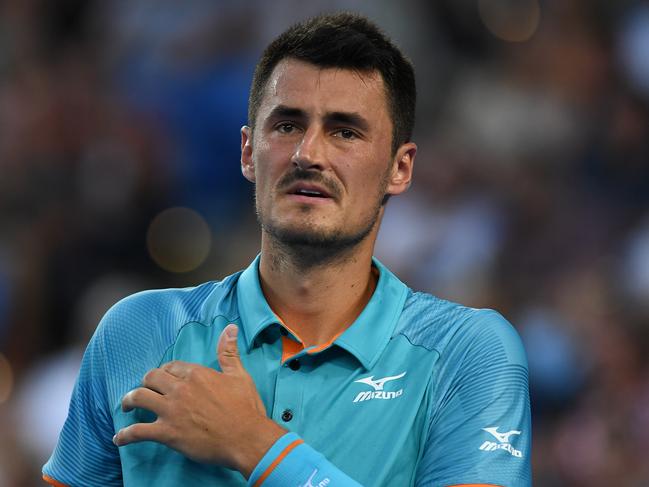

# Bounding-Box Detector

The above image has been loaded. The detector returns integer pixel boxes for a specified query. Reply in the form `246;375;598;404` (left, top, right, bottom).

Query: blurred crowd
1;1;648;485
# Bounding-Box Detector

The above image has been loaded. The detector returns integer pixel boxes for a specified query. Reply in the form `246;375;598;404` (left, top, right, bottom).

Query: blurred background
0;0;648;485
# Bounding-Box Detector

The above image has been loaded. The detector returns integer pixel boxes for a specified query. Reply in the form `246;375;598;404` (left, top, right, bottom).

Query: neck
258;231;379;347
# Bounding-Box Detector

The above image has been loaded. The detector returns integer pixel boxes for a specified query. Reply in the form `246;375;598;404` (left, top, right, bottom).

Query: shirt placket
271;344;306;432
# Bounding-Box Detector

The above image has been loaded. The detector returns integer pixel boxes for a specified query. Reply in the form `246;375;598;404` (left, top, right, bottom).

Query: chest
116;320;438;486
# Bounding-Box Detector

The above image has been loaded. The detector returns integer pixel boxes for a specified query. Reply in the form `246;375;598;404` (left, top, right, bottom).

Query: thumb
217;324;245;375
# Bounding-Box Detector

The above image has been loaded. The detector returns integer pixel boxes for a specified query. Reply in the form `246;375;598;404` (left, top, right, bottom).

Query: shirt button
288;359;301;371
281;409;293;422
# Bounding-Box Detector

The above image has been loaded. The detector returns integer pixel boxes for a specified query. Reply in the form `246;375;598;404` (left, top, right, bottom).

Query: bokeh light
146;207;212;273
0;353;13;404
618;4;649;97
478;0;541;43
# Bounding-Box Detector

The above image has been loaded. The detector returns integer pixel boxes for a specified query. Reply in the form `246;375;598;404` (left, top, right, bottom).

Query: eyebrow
266;105;306;121
326;111;370;132
266;104;370;132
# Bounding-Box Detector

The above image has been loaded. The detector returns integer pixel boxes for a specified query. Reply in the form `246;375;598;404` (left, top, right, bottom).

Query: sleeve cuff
247;432;330;487
248;432;303;486
42;473;70;487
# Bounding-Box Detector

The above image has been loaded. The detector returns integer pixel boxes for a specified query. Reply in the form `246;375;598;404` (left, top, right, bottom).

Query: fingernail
225;324;238;341
112;434;118;446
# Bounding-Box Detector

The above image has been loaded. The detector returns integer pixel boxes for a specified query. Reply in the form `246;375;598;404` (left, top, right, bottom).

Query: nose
291;127;326;170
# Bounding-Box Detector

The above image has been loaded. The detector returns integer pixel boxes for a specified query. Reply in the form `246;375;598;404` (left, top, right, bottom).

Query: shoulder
395;289;527;366
98;271;241;342
86;272;242;400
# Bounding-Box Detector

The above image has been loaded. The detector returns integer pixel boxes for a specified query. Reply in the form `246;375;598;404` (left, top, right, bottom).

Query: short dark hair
248;12;416;154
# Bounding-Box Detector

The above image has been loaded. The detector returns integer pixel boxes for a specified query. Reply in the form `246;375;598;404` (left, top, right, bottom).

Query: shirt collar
236;254;408;370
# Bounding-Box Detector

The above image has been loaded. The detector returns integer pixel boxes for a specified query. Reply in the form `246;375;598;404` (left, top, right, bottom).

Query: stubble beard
255;182;387;269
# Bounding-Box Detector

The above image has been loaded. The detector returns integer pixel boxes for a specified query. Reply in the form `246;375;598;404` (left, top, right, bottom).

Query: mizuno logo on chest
352;372;406;403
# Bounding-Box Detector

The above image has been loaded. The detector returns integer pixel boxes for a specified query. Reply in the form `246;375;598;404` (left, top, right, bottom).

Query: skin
113;57;417;478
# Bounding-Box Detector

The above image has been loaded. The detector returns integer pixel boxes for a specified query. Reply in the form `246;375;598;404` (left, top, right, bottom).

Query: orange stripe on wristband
252;438;304;487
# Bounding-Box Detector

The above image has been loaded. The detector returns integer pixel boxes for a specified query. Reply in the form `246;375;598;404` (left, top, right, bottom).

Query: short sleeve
416;309;532;487
43;312;123;486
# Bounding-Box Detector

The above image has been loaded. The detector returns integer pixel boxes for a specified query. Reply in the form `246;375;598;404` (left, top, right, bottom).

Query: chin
256;200;382;262
267;221;343;248
262;215;378;257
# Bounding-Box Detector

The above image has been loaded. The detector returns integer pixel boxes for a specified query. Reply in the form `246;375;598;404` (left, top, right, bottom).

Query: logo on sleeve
352;372;406;403
298;469;330;487
479;426;523;457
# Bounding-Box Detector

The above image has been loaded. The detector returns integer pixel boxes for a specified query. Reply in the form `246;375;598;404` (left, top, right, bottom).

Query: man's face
241;58;414;255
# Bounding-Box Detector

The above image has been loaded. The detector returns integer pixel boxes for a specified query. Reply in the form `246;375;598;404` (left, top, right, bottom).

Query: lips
285;182;333;199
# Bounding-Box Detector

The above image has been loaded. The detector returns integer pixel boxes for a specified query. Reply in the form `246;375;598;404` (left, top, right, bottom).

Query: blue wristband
247;432;363;486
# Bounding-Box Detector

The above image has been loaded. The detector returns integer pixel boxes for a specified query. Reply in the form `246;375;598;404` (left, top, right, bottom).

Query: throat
259;254;379;347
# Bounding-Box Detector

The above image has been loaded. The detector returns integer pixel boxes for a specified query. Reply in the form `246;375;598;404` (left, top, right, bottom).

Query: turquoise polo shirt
44;256;531;486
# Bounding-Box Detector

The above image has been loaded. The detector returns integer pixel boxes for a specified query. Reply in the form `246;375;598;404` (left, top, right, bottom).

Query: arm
114;324;364;486
415;310;532;487
42;312;123;486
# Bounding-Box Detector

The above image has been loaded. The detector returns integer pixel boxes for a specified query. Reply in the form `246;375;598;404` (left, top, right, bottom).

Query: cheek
253;144;290;181
353;162;388;194
250;152;270;189
252;166;283;210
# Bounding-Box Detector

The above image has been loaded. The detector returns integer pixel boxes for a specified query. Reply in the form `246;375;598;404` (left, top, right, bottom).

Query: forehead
258;58;391;125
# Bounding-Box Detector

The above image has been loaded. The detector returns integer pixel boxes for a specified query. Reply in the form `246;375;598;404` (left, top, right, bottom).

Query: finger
121;387;165;414
160;360;193;379
142;367;178;395
217;324;245;375
113;421;168;447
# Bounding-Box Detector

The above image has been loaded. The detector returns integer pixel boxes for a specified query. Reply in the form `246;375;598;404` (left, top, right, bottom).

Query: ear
241;125;255;183
385;142;417;196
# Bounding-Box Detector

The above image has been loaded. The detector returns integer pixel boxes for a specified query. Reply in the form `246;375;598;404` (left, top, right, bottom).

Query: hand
113;324;286;477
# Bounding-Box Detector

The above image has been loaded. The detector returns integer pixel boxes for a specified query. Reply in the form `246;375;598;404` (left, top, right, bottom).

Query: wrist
236;417;287;479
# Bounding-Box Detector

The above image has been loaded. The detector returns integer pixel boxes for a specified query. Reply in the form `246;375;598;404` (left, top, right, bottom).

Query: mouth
285;183;333;200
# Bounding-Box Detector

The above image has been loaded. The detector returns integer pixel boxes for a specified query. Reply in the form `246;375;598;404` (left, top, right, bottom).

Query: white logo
479;426;523;458
353;372;406;403
355;372;406;390
298;469;330;487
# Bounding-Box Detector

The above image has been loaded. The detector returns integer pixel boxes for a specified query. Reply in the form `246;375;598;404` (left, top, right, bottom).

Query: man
44;13;531;487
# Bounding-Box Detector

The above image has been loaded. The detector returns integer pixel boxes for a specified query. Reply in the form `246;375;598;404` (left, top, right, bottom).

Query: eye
276;122;297;134
335;128;357;140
